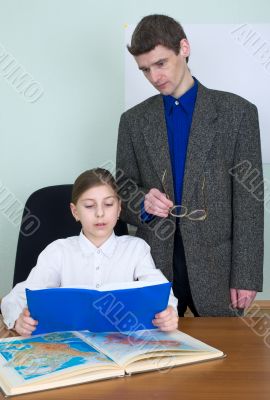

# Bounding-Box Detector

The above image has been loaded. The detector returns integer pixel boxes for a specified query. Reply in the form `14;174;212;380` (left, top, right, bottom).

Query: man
116;14;264;316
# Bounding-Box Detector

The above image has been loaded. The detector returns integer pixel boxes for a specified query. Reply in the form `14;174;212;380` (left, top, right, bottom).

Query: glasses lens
188;210;207;221
170;205;187;217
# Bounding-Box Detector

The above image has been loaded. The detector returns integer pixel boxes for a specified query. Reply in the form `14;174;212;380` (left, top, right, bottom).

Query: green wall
0;0;269;299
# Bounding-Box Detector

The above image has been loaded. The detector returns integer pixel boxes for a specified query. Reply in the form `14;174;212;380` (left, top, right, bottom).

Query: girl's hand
14;308;38;337
152;305;179;332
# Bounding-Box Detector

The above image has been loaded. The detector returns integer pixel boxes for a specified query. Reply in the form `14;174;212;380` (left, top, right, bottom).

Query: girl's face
70;184;121;247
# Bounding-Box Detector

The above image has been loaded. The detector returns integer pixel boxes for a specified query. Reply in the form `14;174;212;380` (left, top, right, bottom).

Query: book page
81;329;222;367
125;351;225;374
0;331;119;390
61;281;166;291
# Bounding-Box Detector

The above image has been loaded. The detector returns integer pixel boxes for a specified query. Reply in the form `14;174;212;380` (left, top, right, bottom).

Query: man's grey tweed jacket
116;80;264;316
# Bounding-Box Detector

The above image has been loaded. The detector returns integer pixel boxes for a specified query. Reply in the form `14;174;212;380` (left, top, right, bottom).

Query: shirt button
96;266;100;270
96;284;100;288
175;100;179;106
97;250;101;254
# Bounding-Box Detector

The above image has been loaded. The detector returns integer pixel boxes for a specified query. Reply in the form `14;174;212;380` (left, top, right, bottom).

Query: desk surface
0;316;270;400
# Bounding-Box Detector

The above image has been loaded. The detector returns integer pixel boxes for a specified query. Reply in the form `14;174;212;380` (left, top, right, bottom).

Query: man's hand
144;188;173;218
230;288;257;309
14;308;38;337
152;306;179;332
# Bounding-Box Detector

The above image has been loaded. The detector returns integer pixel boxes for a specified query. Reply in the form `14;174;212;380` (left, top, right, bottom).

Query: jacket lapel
141;82;218;206
142;95;175;203
182;82;218;206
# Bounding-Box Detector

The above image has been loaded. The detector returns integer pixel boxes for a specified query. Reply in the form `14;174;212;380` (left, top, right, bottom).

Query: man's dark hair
127;14;189;62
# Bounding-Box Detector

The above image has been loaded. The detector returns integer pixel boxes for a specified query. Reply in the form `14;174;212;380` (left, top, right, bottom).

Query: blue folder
26;282;171;335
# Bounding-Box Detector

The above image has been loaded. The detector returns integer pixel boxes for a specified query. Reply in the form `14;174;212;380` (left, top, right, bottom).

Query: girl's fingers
23;316;38;326
152;309;178;331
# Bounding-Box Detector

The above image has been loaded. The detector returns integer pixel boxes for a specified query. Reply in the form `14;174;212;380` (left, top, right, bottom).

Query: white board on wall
125;24;270;163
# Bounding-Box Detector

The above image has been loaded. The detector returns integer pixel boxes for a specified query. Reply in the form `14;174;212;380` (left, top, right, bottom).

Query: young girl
1;168;178;336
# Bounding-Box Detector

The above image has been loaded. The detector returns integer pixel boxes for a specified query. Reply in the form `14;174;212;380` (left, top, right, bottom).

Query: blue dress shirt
163;77;198;205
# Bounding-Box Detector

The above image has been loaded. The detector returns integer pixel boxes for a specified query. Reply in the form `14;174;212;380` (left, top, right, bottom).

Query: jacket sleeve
116;112;155;227
230;102;264;291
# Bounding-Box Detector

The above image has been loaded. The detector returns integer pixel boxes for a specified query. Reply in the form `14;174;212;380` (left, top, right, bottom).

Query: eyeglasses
162;170;207;221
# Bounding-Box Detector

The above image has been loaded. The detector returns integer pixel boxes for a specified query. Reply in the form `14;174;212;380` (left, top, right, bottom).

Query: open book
0;328;225;396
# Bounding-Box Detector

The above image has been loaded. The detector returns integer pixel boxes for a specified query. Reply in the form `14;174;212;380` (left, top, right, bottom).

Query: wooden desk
0;316;270;399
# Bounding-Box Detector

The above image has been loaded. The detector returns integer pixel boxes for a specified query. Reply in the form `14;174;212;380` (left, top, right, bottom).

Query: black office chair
13;185;128;287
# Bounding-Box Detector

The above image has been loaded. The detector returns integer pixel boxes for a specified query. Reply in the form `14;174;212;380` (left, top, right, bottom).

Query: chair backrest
13;185;128;287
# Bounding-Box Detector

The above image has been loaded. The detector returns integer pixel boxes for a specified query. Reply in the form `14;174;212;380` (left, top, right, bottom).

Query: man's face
134;42;190;98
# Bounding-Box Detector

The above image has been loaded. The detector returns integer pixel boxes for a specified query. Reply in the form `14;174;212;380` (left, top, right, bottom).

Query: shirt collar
78;230;117;258
163;76;198;115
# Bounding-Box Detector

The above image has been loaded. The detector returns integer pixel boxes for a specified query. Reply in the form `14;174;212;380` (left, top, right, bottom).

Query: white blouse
1;231;178;329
